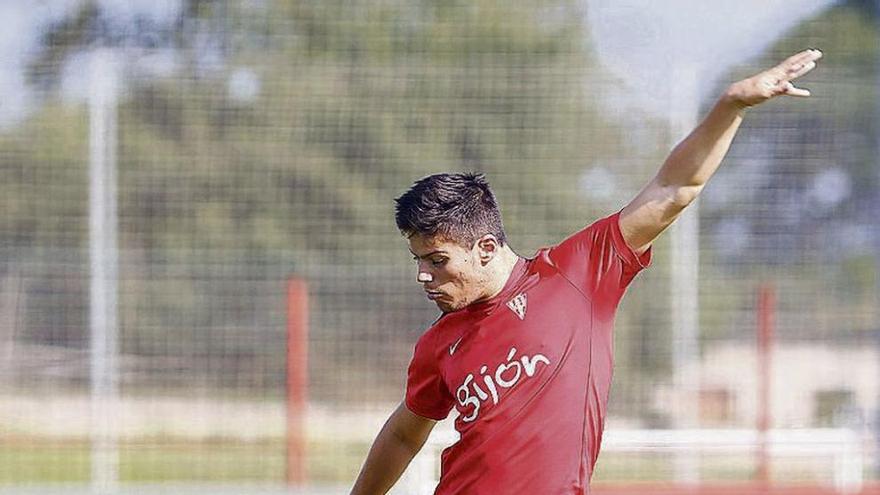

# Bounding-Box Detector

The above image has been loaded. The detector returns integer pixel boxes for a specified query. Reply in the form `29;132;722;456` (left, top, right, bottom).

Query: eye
431;258;447;267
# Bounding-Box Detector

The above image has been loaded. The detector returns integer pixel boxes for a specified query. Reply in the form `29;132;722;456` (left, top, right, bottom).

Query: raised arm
619;49;823;254
350;402;437;495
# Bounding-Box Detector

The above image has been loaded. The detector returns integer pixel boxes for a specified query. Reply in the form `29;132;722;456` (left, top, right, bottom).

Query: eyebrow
409;250;446;259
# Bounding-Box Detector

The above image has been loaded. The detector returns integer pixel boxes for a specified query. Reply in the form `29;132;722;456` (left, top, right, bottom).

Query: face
408;234;496;313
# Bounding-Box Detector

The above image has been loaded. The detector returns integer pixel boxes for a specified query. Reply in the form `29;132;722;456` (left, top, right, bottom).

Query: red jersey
405;212;651;494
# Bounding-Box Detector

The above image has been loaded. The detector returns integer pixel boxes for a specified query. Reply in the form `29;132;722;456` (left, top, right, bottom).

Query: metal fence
0;0;877;492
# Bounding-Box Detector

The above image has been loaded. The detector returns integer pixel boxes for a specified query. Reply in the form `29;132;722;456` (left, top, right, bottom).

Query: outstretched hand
727;49;823;109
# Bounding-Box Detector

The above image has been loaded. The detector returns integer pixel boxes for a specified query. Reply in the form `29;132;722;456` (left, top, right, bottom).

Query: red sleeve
547;212;651;313
405;333;454;421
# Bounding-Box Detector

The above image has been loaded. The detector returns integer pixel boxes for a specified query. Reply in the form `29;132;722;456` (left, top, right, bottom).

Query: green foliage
2;1;877;410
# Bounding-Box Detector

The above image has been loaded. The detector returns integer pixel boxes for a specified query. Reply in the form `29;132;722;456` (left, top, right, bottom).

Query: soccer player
350;49;823;494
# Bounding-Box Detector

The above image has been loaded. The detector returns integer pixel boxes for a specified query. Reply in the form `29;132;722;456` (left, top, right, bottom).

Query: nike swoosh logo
449;337;463;356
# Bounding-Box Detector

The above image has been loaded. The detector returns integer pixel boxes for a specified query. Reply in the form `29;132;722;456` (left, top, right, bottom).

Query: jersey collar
465;256;527;314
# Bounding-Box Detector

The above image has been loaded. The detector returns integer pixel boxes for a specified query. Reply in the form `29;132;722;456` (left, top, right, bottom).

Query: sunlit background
0;1;878;494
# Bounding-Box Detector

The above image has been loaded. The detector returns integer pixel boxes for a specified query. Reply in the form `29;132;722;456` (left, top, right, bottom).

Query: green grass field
0;437;370;483
2;436;866;486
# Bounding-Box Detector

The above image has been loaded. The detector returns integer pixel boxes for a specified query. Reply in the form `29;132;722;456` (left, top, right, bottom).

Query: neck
481;246;520;301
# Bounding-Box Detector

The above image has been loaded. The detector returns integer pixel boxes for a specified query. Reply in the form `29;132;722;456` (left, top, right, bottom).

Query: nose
417;264;433;284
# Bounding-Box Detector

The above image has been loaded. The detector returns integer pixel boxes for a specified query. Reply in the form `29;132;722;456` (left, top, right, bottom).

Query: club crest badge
506;293;527;320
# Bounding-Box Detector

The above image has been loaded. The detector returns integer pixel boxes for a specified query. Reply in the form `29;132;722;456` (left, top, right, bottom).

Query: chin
435;302;453;312
436;300;461;313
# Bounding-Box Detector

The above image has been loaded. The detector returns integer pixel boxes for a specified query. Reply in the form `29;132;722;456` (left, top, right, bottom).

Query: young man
351;49;823;494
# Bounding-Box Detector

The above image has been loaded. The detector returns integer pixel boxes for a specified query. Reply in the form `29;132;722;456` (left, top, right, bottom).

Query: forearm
350;417;428;495
656;88;746;196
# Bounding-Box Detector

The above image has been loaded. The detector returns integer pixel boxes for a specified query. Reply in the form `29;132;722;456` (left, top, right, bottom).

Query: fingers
781;49;823;69
778;49;823;78
781;81;811;98
789;60;817;79
776;49;822;98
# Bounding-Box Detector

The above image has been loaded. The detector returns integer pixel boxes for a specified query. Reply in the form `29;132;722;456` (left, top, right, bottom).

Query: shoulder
525;247;557;276
546;211;646;265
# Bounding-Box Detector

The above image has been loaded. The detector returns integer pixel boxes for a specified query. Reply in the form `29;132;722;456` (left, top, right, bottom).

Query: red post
287;278;309;485
756;283;776;485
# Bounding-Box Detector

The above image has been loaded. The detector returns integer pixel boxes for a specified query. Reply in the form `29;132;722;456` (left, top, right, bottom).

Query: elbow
671;184;703;209
654;179;704;210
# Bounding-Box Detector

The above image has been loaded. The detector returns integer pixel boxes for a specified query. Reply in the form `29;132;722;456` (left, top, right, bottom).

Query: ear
474;234;500;265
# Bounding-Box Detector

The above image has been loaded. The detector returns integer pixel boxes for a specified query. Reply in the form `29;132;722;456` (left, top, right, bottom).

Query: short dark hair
394;173;507;247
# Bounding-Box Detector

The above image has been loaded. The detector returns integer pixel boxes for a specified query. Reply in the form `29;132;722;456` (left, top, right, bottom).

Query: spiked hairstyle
394;173;507;248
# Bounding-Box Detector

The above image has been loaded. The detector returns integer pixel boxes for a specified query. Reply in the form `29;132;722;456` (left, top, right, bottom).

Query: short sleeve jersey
405;212;651;495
